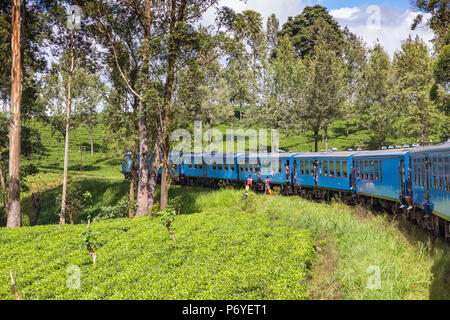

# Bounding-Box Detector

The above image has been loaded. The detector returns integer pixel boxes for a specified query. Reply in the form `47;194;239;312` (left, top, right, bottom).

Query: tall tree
357;43;396;149
301;19;346;152
7;0;22;228
279;5;342;58
412;0;449;51
77;70;106;155
393;36;446;144
342;27;367;136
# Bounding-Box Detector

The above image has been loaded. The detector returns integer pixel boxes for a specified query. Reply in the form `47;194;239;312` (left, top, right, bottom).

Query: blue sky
202;0;434;57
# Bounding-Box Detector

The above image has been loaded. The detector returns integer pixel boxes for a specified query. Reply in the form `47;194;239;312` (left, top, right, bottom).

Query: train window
421;158;425;187
224;162;228;171
319;160;322;176
199;162;203;170
342;161;348;178
433;157;437;190
373;160;379;181
194;163;198;170
364;161;369;180
369;161;374;180
445;156;450;192
218;162;223;170
188;161;192;169
413;159;417;186
278;160;282;174
417;159;421;186
360;161;364;180
336;161;341;178
300;161;304;175
211;162;215;170
355;161;359;178
323;160;328;176
330;161;335;177
438;157;443;191
310;161;314;176
359;160;363;179
305;160;309;176
379;160;382;182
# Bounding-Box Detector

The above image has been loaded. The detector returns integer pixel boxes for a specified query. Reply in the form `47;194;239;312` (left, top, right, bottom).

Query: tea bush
0;196;315;300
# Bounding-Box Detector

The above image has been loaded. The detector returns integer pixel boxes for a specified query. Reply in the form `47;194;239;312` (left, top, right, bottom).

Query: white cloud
201;2;435;58
331;6;435;57
329;7;360;20
201;0;307;29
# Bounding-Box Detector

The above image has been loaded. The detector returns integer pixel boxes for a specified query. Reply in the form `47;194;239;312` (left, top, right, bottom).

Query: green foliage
157;207;177;228
21;214;30;227
81;229;97;254
279;5;343;58
55;184;84;223
2;186;449;300
93;196;133;222
433;44;450;89
271;186;281;196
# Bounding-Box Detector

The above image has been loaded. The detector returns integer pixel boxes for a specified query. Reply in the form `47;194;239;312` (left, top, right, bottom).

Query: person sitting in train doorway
350;169;356;195
422;192;434;219
264;177;271;195
405;187;413;211
257;162;262;183
247;175;253;190
399;192;407;209
285;162;290;183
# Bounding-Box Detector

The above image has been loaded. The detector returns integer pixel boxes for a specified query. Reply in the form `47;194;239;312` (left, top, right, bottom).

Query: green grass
1;188;316;300
6;185;450;300
25;120;122;179
2;118;448;300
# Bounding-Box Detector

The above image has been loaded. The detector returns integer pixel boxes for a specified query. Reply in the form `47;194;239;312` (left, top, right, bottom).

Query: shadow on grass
385;214;450;300
23;178;131;225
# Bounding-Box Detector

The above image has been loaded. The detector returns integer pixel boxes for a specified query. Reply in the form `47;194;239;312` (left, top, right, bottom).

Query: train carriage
352;149;411;203
409;143;450;236
121;142;450;241
293;152;358;190
236;153;301;185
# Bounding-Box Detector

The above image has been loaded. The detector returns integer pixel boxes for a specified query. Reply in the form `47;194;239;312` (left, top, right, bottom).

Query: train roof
236;153;301;159
409;142;450;156
352;148;411;158
294;151;358;158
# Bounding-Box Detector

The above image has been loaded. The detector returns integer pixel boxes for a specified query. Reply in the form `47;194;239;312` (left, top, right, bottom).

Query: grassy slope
3;119;448;300
1;189;316;300
2;187;449;300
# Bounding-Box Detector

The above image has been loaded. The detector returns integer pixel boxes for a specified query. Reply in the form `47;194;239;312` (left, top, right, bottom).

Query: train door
313;160;319;186
203;158;207;177
400;159;406;196
407;159;412;198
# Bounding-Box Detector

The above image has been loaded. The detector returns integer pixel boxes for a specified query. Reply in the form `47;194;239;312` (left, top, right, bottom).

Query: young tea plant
81;216;97;265
157;207;177;242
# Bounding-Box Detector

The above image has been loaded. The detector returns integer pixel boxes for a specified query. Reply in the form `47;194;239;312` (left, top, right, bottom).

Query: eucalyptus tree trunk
7;0;22;228
0;166;9;214
90;122;94;155
147;135;161;214
60;31;75;227
135;0;152;216
314;128;319;153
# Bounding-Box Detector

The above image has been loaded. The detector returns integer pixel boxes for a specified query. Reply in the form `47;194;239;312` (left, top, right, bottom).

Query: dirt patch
309;239;341;300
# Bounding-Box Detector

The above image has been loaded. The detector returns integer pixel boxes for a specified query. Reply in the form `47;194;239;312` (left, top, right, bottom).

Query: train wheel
432;215;440;236
445;221;450;241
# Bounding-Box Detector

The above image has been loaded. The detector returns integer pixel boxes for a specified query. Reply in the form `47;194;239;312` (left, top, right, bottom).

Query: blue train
122;142;450;240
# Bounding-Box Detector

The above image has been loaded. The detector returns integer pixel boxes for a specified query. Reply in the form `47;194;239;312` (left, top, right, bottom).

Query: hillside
1;118;447;300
